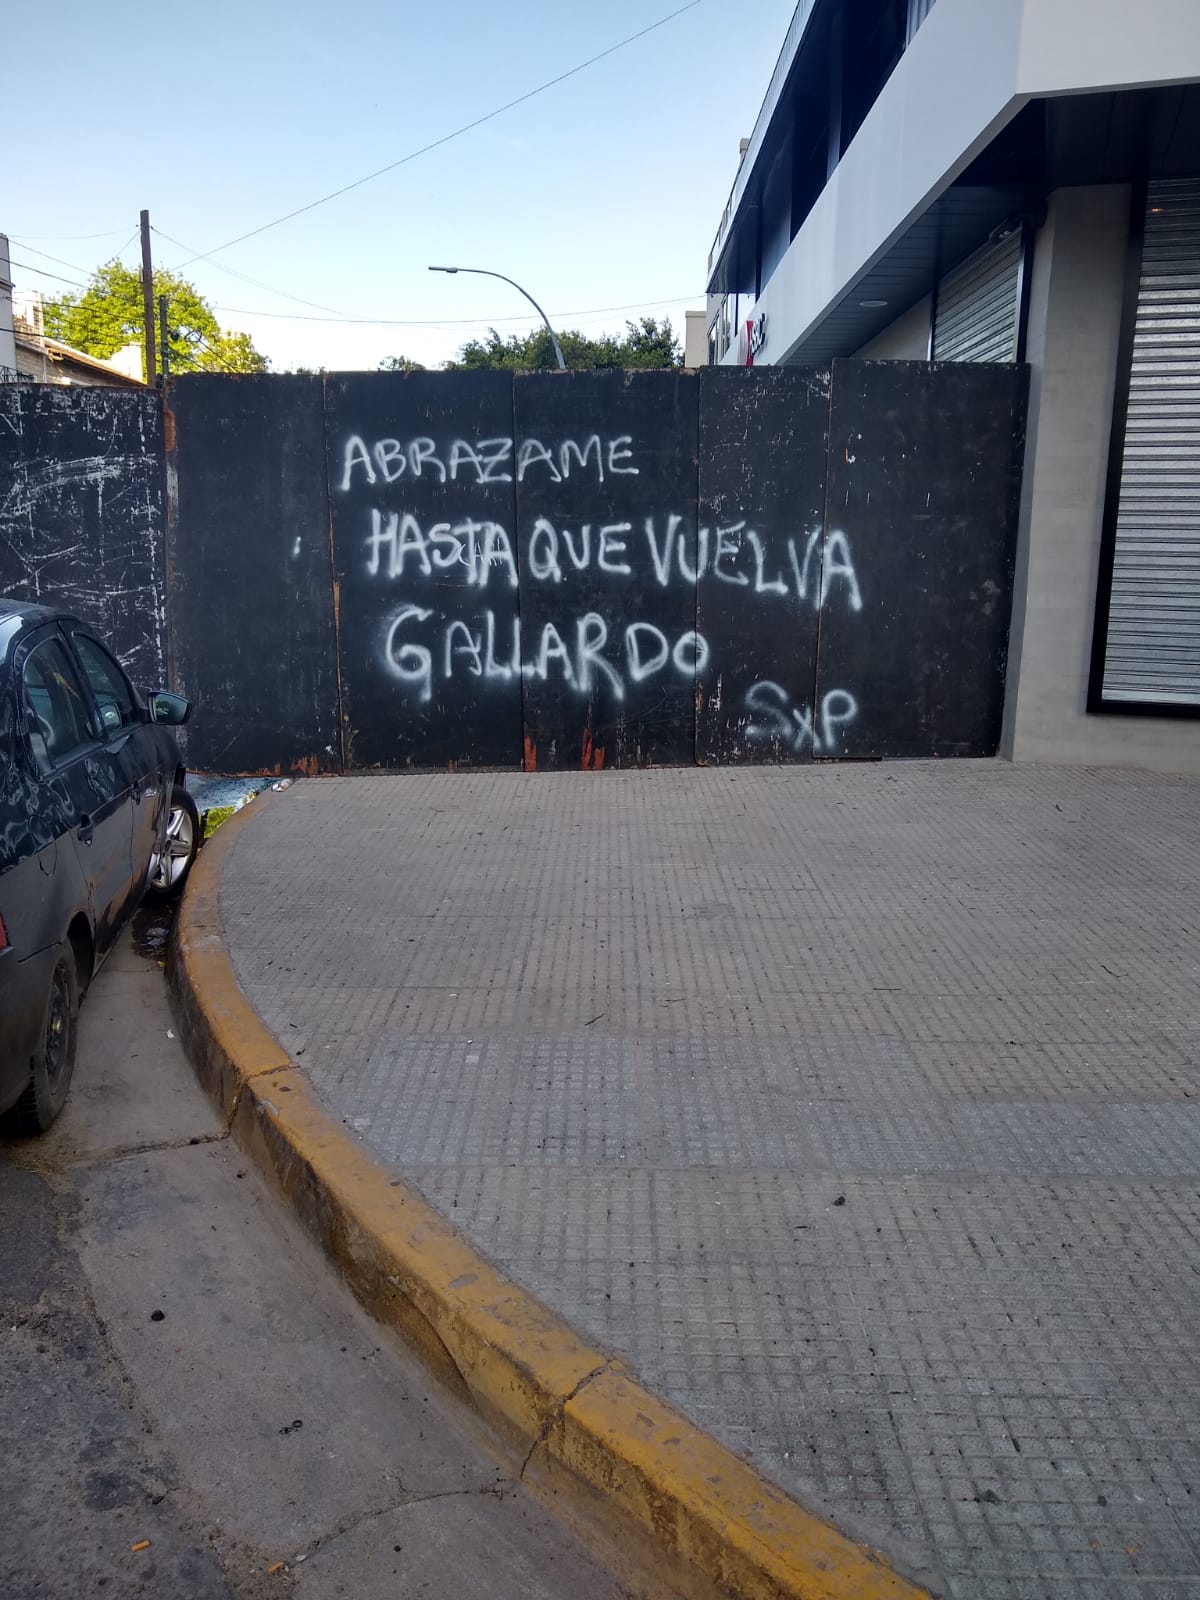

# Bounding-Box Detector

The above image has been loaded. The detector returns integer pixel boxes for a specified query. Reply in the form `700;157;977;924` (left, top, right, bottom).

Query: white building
706;0;1200;771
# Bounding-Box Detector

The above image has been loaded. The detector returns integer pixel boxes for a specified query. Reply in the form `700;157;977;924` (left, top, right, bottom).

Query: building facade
12;294;145;388
707;0;1200;771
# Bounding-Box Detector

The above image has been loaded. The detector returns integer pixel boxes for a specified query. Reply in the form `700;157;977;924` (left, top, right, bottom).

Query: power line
160;229;699;329
9;242;96;274
11;252;699;333
8;227;130;242
10;234;139;279
9;258;91;289
210;294;702;328
184;331;239;375
152;226;348;316
172;1;702;269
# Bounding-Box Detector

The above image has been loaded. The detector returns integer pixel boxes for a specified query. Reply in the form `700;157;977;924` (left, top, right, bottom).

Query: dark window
73;634;139;733
792;119;831;242
23;640;96;772
759;138;793;291
841;0;907;155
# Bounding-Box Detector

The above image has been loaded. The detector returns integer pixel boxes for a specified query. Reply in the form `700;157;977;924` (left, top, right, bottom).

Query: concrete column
1001;184;1200;773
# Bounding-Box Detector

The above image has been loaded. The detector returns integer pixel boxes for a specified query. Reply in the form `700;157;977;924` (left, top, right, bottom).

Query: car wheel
147;783;200;898
11;945;79;1135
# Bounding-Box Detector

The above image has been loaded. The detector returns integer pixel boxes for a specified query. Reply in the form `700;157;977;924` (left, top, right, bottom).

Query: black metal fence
1;363;1028;774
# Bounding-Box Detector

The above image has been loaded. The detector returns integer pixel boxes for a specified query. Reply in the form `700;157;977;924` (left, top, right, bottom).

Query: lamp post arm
430;266;567;370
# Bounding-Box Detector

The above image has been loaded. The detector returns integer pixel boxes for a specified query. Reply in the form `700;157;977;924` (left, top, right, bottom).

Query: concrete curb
170;792;933;1600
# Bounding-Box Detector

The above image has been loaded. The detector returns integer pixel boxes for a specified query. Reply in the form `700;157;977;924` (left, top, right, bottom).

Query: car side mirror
149;691;192;727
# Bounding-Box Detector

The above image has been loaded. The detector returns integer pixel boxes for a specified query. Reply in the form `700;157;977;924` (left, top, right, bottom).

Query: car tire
10;945;79;1135
147;783;200;898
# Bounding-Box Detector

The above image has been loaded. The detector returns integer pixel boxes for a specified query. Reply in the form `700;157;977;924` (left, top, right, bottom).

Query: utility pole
140;210;157;385
158;296;170;383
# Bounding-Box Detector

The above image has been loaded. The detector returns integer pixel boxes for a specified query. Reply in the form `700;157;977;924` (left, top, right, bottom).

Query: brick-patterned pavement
220;763;1200;1599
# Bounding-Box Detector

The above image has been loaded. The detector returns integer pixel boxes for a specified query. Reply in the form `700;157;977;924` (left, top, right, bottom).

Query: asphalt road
0;908;628;1600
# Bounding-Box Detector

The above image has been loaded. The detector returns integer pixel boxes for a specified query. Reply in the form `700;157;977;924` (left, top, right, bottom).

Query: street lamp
429;265;567;371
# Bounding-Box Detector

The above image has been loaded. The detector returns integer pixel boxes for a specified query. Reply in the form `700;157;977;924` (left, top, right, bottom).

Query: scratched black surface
512;371;700;771
2;369;1032;775
167;375;339;775
325;371;521;771
0;386;166;690
696;366;831;765
815;360;1029;759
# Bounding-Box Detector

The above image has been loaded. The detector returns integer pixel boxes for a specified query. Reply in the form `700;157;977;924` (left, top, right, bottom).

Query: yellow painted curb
169;792;934;1600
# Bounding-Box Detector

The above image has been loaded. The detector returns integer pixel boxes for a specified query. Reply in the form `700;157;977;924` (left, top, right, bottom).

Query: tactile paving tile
223;764;1200;1598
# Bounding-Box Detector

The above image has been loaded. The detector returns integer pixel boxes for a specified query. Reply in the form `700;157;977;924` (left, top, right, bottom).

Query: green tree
620;316;683;368
444;317;681;372
43;259;268;376
377;355;426;372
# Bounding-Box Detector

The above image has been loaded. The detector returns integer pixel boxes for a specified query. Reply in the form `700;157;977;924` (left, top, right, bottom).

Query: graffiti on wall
331;411;865;767
0;362;1022;775
339;432;857;707
0;386;167;690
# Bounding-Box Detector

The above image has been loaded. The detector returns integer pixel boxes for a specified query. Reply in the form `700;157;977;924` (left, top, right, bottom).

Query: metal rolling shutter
1101;178;1200;706
932;232;1022;364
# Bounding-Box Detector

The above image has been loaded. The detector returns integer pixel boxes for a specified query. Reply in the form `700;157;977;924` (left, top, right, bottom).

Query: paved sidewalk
220;764;1200;1600
1;922;625;1600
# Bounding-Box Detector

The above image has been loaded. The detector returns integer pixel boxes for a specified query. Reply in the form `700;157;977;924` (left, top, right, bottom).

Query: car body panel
68;627;171;907
0;598;189;1120
15;625;137;959
0;943;56;1114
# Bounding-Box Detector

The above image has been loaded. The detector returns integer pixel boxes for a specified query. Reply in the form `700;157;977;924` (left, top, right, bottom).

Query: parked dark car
0;600;198;1134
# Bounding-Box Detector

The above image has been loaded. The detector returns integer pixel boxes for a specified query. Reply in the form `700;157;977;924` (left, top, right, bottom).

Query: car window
72;633;140;734
22;640;96;773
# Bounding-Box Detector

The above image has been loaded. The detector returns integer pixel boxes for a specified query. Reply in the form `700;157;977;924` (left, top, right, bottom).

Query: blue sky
6;1;797;371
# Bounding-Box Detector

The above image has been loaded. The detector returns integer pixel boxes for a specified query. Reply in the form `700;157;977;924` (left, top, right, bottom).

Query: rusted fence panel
1;365;1029;773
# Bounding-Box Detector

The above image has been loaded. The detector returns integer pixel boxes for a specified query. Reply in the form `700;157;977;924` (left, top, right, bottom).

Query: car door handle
77;814;94;846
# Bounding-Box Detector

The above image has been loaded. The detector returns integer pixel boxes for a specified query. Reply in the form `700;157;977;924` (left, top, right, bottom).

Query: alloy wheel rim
44;969;70;1093
151;803;194;889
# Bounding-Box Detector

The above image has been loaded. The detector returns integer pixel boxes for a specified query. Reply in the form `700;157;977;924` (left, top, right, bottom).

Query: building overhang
708;0;1200;362
706;0;827;293
783;79;1200;364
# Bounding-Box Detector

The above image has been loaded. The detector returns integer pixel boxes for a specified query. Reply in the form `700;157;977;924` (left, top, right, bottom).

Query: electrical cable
152;226;349;316
9;242;97;275
14;237;699;335
7;228;131;242
11;257;240;374
11;235;139;275
9;259;92;289
171;1;702;269
209;294;702;328
184;331;240;375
